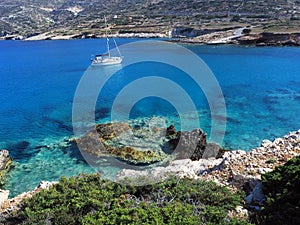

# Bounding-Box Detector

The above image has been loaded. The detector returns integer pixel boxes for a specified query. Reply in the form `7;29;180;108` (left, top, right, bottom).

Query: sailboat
91;16;123;66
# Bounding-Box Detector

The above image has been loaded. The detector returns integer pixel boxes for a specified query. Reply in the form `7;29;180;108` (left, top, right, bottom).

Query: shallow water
0;39;299;196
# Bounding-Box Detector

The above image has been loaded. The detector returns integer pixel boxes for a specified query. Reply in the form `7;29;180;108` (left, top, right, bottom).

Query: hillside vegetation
0;0;299;38
3;175;252;224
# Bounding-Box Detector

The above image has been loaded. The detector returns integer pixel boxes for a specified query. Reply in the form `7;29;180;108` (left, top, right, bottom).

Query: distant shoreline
1;30;300;47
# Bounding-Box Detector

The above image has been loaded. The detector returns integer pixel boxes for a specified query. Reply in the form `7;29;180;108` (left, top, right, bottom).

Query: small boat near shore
91;16;123;66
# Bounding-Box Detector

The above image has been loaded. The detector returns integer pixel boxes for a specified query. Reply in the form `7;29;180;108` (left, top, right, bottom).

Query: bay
0;39;299;196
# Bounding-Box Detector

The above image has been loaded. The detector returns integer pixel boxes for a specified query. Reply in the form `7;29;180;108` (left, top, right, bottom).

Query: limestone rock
0;180;58;216
36;181;58;190
0;150;12;178
0;190;9;209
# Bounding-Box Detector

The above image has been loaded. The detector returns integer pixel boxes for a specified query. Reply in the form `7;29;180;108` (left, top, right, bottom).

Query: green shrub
6;174;252;224
259;156;300;225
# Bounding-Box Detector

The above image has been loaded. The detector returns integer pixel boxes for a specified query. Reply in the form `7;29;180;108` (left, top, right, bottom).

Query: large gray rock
167;126;223;160
168;128;207;159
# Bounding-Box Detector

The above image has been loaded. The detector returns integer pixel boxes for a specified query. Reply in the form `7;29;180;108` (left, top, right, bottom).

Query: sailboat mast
104;16;110;57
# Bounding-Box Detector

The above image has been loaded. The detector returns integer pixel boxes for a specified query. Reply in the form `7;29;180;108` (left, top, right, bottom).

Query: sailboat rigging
91;16;123;66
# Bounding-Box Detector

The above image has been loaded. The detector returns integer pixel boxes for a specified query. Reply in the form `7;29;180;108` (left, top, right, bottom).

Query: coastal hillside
1;0;300;39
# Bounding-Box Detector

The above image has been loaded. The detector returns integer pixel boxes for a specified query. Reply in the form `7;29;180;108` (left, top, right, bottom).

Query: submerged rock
76;123;167;164
76;123;224;165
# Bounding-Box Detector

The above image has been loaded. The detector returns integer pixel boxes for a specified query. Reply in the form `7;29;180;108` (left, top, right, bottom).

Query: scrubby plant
6;174;252;225
259;156;300;225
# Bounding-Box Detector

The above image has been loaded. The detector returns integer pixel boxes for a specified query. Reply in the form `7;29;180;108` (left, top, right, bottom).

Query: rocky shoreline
0;129;299;218
170;28;300;46
115;129;300;218
1;27;299;47
0;150;12;180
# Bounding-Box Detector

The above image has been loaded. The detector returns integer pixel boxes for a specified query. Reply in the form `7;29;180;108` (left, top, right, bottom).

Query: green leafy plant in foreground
6;174;252;224
259;156;300;225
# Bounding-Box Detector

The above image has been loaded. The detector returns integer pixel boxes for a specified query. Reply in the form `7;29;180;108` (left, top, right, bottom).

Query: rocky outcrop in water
76;123;167;164
166;126;223;160
1;129;300;221
76;123;223;165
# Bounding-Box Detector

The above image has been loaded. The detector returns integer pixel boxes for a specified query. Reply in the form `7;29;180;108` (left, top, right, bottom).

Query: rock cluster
116;129;300;212
75;123;167;164
76;123;223;165
201;129;300;190
0;150;11;178
1;128;299;221
0;150;12;213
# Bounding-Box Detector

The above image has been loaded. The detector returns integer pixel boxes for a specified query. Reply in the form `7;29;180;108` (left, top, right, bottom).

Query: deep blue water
0;39;299;196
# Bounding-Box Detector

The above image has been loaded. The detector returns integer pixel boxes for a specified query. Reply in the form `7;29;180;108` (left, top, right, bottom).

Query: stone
36;181;58;190
202;143;224;159
252;182;266;205
235;206;249;219
0;189;9;208
167;128;207;160
0;150;12;178
183;129;206;160
77;122;225;164
257;167;273;174
261;140;272;148
166;125;177;136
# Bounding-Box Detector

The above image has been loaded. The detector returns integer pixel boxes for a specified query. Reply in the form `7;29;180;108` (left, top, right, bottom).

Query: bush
259;156;300;225
6;174;252;224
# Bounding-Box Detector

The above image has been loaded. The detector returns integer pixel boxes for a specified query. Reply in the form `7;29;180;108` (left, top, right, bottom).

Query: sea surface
0;39;299;196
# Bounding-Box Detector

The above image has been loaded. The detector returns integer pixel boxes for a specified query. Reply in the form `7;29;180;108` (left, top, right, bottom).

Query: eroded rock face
0;150;11;211
236;32;300;46
76;123;223;165
0;189;9;210
0;150;12;178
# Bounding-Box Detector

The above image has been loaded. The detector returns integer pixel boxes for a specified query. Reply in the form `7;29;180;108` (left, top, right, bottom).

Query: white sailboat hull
91;56;123;66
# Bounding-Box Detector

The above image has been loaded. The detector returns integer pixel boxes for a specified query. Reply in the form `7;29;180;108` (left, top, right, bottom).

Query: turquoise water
0;39;299;196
